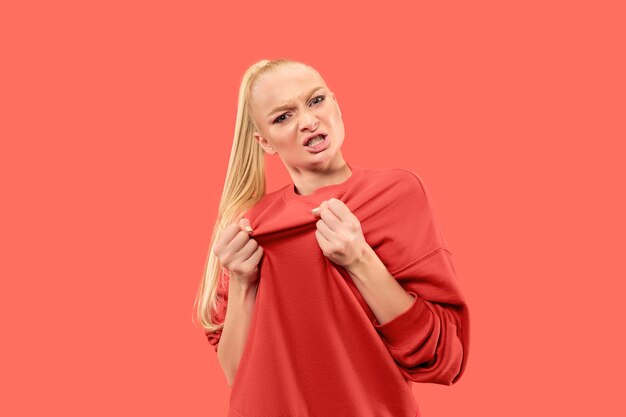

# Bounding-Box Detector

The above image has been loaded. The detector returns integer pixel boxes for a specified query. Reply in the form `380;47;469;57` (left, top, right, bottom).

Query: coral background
2;1;624;416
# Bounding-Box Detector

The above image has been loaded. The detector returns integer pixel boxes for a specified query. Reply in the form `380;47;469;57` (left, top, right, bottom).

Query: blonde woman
194;58;470;417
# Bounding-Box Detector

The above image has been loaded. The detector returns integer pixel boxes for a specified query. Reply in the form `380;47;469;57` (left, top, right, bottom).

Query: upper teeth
307;134;324;146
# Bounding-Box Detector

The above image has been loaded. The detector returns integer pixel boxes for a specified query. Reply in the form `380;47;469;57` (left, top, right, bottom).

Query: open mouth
304;133;327;148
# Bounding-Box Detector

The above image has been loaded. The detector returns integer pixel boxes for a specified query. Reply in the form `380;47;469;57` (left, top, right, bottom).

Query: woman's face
249;64;346;172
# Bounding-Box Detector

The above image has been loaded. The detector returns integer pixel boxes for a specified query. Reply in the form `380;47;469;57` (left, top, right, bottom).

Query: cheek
329;110;344;133
273;129;299;150
328;104;343;122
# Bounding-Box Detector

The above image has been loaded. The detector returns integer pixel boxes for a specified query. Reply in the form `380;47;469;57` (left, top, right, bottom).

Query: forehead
252;65;326;110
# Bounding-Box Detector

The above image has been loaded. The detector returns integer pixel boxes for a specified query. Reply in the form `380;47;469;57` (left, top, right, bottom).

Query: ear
254;132;277;155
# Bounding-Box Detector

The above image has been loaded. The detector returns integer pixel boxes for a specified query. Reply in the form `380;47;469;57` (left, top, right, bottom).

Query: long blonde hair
193;57;310;336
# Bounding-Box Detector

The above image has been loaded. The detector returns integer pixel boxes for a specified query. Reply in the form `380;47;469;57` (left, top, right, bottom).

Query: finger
315;217;337;242
326;198;351;221
214;222;243;254
235;238;259;261
225;221;244;239
319;204;342;231
225;238;257;270
226;228;253;254
238;218;254;234
312;200;329;218
314;229;331;253
241;244;264;270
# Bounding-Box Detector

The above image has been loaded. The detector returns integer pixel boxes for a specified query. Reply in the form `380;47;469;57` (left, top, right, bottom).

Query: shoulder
361;166;429;196
240;185;290;221
356;167;437;219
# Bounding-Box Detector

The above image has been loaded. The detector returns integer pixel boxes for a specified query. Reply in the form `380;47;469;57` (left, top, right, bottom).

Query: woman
194;58;470;417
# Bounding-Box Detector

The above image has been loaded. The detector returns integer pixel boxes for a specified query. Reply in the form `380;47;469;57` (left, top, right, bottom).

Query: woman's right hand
212;217;264;286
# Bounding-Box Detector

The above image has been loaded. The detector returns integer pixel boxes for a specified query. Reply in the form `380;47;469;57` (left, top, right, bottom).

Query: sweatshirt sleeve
205;268;230;353
372;248;469;385
368;170;470;385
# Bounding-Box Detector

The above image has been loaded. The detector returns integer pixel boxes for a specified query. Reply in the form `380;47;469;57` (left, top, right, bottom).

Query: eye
272;95;325;125
273;113;288;124
311;95;325;105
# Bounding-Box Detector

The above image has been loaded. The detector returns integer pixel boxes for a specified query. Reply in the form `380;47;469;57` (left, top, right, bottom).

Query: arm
346;245;466;385
206;274;258;387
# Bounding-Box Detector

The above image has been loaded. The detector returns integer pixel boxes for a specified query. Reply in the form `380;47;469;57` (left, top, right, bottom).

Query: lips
302;132;327;146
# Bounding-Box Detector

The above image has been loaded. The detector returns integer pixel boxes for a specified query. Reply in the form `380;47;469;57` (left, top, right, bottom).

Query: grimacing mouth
302;132;327;146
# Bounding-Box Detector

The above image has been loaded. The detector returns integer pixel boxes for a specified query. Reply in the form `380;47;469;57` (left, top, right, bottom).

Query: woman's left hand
311;198;369;269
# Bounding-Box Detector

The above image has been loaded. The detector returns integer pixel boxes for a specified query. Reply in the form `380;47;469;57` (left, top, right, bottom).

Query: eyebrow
266;86;325;118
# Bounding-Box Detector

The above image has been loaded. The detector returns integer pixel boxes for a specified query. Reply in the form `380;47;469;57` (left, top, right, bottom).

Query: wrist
229;275;259;294
346;243;377;277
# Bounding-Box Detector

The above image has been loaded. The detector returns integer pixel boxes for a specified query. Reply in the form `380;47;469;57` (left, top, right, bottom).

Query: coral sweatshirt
206;163;470;417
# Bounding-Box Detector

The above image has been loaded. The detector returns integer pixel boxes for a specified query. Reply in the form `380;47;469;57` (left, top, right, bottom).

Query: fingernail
245;226;253;233
311;207;320;215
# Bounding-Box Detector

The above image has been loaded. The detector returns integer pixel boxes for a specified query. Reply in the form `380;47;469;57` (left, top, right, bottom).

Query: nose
300;117;319;132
